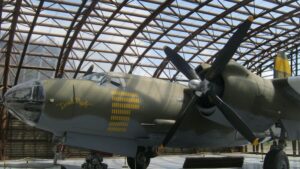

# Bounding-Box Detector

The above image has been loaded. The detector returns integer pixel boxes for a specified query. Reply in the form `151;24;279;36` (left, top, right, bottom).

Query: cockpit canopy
4;80;44;126
82;73;125;89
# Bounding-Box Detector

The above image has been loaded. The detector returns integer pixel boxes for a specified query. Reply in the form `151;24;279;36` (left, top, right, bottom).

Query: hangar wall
1;46;300;160
1;0;300;160
1;117;91;160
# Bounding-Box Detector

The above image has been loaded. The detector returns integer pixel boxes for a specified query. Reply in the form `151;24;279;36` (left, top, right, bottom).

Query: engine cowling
196;61;276;132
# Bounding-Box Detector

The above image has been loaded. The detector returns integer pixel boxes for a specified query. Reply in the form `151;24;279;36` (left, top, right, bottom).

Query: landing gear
127;147;155;169
81;152;108;169
53;134;66;165
53;142;67;169
53;144;65;165
263;146;289;169
263;122;289;169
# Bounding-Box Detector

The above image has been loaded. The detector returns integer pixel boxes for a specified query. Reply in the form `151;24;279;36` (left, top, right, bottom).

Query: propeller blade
162;94;198;147
206;16;254;81
164;46;199;80
84;65;94;76
208;92;259;146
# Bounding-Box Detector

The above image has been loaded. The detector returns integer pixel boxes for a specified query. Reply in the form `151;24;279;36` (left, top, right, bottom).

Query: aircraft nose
4;80;44;126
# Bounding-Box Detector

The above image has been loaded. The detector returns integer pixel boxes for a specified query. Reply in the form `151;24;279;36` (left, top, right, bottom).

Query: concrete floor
1;153;300;169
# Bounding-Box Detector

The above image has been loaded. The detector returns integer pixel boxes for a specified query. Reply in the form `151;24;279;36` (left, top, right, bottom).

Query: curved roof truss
0;0;300;88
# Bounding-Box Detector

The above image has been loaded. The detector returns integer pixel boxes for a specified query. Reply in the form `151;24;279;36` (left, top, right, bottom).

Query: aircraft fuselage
4;62;300;157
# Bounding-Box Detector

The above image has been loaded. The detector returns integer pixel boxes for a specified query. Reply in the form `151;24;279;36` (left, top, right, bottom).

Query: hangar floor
1;153;300;169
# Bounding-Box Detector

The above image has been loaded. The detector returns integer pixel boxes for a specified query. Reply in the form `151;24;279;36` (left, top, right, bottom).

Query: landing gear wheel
263;148;289;169
127;150;150;169
81;152;108;169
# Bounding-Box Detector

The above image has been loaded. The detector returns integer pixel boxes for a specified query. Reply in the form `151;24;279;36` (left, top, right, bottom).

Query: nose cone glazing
4;81;44;126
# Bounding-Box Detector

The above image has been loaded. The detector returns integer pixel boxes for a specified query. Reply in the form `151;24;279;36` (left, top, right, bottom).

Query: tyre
81;163;88;169
127;152;150;169
263;148;289;169
101;163;108;169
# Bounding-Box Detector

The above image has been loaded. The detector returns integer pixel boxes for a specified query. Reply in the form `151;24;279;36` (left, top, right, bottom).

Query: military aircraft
2;16;297;169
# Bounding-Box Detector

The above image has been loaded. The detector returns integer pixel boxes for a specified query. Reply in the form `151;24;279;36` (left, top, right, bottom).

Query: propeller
162;16;260;147
162;94;198;147
208;91;259;145
164;47;199;80
206;16;254;82
83;65;94;76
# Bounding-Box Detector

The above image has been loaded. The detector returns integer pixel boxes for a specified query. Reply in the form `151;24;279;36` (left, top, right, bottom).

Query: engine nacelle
221;62;276;116
220;61;276;132
196;61;276;132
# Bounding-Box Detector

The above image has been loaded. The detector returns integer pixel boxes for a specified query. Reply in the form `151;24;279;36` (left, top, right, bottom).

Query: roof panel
0;0;299;86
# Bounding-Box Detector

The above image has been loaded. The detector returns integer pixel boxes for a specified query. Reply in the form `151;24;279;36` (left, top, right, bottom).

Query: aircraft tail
274;52;291;78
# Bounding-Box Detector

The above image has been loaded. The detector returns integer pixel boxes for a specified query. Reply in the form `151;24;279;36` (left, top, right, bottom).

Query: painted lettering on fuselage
107;90;140;132
56;97;91;110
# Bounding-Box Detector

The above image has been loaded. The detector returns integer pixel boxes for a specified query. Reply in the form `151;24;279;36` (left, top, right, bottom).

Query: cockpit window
12;87;32;100
5;81;44;101
100;77;123;89
99;76;109;85
82;73;105;83
111;78;122;87
82;73;125;89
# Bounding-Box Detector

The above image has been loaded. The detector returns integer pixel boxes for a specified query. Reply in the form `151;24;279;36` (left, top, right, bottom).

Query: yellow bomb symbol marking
107;90;140;133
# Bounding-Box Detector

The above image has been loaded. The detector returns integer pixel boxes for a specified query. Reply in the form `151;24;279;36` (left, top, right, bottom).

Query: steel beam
0;63;163;71
297;47;299;76
257;38;300;74
258;42;300;75
1;0;22;160
12;0;296;40
0;32;268;63
73;0;129;78
2;0;22;94
0;105;7;160
0;0;3;33
0;25;264;54
110;0;175;71
291;49;294;76
153;0;252;78
247;27;300;70
169;2;296;81
144;0;297;30
223;1;299;61
14;0;44;85
44;0;296;27
56;0;98;78
238;11;300;64
128;0;211;74
0;64;189;82
0;64;185;78
0;50;223;70
0;0;3;159
54;0;88;78
1;6;286;43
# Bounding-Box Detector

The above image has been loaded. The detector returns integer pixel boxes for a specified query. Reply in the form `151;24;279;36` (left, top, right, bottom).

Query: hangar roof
1;0;300;89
